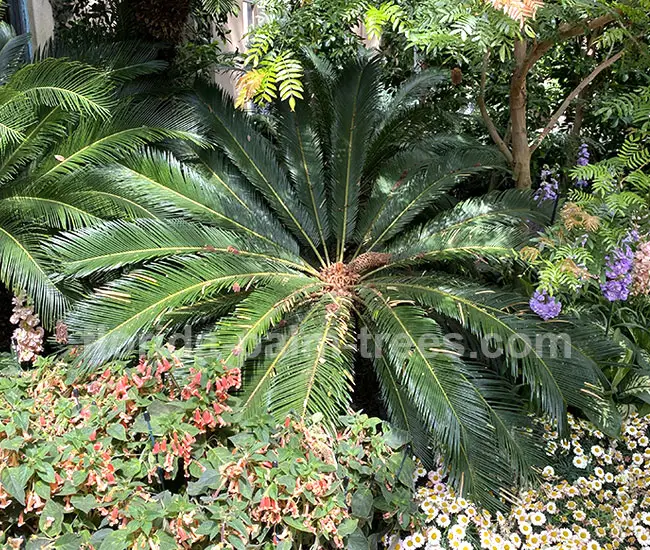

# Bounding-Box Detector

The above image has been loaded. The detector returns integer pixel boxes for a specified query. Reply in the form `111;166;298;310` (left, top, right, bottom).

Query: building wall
214;0;257;96
26;0;54;49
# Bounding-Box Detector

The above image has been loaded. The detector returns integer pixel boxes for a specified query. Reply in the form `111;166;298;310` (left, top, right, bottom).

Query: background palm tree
0;30;203;327
48;56;621;506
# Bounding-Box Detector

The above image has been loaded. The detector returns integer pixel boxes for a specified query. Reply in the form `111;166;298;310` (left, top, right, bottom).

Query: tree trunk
510;39;532;189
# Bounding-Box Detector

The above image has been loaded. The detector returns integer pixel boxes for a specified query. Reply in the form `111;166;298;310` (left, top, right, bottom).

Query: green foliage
235;0;374;108
0;343;420;547
46;56;623;507
0;32;203;327
236;52;305;110
523;89;650;411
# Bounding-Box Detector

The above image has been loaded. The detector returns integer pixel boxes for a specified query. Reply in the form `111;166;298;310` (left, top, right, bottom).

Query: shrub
0;342;421;549
48;55;621;505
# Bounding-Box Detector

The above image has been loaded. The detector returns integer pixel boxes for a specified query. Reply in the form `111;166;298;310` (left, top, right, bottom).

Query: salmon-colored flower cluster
632;240;650;296
0;345;415;549
0;344;243;549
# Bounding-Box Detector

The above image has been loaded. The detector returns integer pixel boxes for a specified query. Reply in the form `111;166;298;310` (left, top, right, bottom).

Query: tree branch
516;14;617;86
478;51;513;164
530;50;623;152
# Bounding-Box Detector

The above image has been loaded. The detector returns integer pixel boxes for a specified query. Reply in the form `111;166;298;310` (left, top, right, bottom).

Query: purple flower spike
575;143;590;188
534;165;559;204
530;289;562;320
601;245;634;302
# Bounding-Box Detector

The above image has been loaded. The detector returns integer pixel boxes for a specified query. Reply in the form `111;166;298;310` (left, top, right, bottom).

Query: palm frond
359;286;520;508
242;294;355;426
66;255;308;366
70;150;299;253
189;83;322;260
358;147;505;253
199;0;239;15
28;99;205;188
362;70;449;180
299;49;336;158
278;101;330;260
5;58;114;117
39;40;167;85
197;279;322;369
47;218;313;278
330;58;381;261
0;106;68;183
0;92;35;153
368;276;619;435
0;193;99;230
0;27;29;85
0;211;69;326
371;349;435;465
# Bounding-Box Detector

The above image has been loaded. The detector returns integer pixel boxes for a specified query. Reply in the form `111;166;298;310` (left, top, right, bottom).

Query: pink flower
632;240;650;296
9;294;44;362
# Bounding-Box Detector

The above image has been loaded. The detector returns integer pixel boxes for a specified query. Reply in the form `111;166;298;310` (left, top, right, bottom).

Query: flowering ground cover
0;343;419;549
390;413;650;550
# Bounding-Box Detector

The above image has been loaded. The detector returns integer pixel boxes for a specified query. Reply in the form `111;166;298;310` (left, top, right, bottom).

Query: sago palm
49;56;620;505
0;34;202;326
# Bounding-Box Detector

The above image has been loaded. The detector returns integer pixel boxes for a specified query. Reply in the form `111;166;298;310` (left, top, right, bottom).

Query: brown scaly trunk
510;39;532;189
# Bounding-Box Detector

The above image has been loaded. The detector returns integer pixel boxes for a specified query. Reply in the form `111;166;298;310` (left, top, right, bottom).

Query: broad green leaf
351;487;374;520
1;464;32;505
39;498;65;536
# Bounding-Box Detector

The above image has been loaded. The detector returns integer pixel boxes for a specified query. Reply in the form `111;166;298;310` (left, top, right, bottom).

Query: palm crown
49;56;619;505
0;32;201;327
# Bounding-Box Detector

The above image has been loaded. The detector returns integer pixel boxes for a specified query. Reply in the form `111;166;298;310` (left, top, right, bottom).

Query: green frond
186;148;257;213
73;150;299;253
0;29;29;85
359;286;521;508
189;83;322;260
371;349;435;465
242;294;355;426
199;0;239;16
0;107;68;183
66;254;308;366
330;58;381;261
5;58;114;117
359;156;516;254
0;92;35;153
197;279;322;369
367;276;619;435
300;49;335;160
165;294;245;331
278;101;330;257
0;212;69;327
0;193;99;230
371;190;541;271
47;218;313;278
361;70;451;179
40;40;168;85
29;98;205;187
386;69;448;113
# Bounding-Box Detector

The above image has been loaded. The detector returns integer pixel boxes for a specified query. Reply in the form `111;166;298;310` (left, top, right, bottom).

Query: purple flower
575;143;590;188
601;245;634;302
529;289;562;320
623;229;640;244
601;277;632;301
534;165;559;203
577;143;590;166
